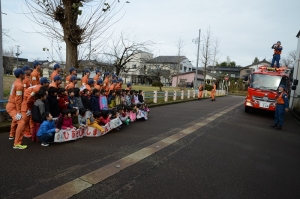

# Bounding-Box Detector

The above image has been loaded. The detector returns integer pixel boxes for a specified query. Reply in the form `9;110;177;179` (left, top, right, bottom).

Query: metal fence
143;90;226;104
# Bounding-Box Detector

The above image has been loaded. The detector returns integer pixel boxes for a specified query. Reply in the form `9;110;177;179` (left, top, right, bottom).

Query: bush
152;81;163;88
205;84;213;91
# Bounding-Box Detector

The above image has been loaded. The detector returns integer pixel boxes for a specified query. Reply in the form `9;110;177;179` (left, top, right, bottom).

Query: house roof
146;56;187;64
242;59;271;69
171;70;203;77
297;30;300;38
207;66;243;72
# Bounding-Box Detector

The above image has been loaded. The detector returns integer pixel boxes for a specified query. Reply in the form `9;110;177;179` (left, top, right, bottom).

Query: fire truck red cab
244;66;293;113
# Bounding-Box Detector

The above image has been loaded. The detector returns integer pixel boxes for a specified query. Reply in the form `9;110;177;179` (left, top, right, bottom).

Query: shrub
152;81;163;88
205;84;213;91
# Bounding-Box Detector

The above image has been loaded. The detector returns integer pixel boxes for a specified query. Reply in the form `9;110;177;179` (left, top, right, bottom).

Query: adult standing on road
6;69;26;149
211;82;216;101
270;85;289;130
271;41;282;68
198;83;203;99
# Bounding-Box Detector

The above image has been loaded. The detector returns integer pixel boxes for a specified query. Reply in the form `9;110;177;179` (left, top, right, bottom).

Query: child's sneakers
13;144;27;149
41;142;49;147
9;136;15;140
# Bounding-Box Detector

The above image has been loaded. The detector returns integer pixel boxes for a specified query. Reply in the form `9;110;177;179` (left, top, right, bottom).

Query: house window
184;66;187;72
132;64;136;69
246;70;251;73
230;74;236;78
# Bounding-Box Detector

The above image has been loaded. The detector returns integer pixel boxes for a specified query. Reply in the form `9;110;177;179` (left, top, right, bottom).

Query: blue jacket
37;120;56;137
90;95;100;112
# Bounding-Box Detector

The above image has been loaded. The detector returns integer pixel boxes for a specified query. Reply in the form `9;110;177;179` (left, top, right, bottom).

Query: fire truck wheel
245;106;251;113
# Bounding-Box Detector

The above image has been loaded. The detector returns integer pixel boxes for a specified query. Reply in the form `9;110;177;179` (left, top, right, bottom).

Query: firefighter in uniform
211;82;216;101
66;67;77;85
81;69;90;86
93;69;102;86
271;41;282;68
198;83;203;99
22;66;32;89
270;85;289;130
65;75;79;90
6;69;26;149
49;75;62;88
31;61;41;86
51;63;61;82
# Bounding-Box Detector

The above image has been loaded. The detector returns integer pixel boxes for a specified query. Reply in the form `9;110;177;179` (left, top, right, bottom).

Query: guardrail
143;90;226;104
0;100;8;113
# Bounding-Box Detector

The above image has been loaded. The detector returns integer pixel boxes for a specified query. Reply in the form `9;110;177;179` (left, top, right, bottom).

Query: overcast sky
2;0;300;67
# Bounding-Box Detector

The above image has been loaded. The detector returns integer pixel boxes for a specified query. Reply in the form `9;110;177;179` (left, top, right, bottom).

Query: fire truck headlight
246;102;253;106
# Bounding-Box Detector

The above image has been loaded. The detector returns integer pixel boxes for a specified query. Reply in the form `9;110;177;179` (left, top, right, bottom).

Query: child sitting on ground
37;112;60;146
56;109;76;130
117;105;130;125
78;108;89;128
87;111;105;133
99;110;111;126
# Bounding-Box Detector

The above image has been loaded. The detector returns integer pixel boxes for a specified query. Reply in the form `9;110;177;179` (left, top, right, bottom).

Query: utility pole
0;0;4;122
89;38;91;63
193;29;201;90
15;45;21;68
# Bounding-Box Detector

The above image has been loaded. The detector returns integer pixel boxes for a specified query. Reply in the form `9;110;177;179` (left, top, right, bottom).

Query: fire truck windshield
250;74;282;90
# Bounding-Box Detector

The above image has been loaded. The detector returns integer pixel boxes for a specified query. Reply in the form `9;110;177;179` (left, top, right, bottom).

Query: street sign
225;77;229;81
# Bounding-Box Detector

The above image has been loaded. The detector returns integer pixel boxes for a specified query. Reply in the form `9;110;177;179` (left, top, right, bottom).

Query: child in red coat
56;109;75;130
58;88;69;112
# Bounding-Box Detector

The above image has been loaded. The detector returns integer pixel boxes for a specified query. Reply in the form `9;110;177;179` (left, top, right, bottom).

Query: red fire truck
244;66;294;112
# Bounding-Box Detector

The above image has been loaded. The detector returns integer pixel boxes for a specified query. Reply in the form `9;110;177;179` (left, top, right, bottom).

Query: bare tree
3;47;15;75
24;0;125;73
200;27;214;90
212;38;220;70
102;33;153;76
281;50;297;67
175;38;185;87
146;62;170;91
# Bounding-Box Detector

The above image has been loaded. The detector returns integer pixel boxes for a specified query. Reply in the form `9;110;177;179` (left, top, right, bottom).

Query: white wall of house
180;58;194;73
121;51;153;83
290;31;300;109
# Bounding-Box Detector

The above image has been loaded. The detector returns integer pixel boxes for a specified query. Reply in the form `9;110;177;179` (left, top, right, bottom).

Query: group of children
6;62;149;149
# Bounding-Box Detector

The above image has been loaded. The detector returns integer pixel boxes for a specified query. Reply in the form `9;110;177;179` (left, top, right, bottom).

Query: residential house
206;66;243;79
4;56;28;75
146;56;194;86
120;51;154;84
240;59;271;78
171;71;204;87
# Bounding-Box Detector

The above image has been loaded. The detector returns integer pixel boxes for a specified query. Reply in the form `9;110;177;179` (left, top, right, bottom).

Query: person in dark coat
81;89;91;110
47;87;60;118
90;89;100;113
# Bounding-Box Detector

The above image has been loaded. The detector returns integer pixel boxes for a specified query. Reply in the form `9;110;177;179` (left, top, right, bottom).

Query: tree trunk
65;40;78;76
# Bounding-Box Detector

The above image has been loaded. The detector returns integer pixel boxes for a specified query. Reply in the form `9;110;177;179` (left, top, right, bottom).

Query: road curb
0;96;223;133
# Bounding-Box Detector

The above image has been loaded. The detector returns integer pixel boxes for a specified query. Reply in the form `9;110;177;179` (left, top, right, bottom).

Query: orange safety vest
274;45;282;55
276;92;286;104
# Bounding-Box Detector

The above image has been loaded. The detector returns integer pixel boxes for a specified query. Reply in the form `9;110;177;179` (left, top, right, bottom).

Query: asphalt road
0;96;300;199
